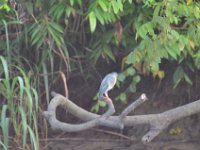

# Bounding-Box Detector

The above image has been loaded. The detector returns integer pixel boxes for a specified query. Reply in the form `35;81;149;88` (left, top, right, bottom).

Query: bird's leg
101;96;115;118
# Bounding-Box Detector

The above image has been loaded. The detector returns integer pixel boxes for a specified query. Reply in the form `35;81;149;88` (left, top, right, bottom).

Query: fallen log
43;92;200;143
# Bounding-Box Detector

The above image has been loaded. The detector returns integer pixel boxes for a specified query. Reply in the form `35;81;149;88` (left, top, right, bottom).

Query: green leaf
91;103;99;113
118;73;126;82
126;67;135;76
1;105;9;149
98;0;107;12
150;61;160;72
17;76;24;105
25;2;33;14
31;25;45;46
111;0;119;14
127;49;143;64
19;107;28;150
27;126;39;150
89;11;96;33
165;45;178;60
173;66;184;88
0;56;9;82
153;5;161;18
194;6;200;19
194;51;200;69
184;74;192;85
66;6;72;17
119;93;127;102
32;88;39;112
49;22;64;33
95;9;104;25
48;25;63;45
133;75;141;83
99;100;106;107
137;22;153;39
126;51;135;64
35;35;45;48
117;0;123;11
70;0;75;6
170;30;179;40
0;3;10;12
32;31;44;46
103;47;116;62
31;27;40;41
77;0;82;6
129;84;136;93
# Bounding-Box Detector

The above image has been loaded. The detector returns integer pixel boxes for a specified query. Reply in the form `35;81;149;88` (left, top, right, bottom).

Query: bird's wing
98;81;109;99
107;75;117;89
98;74;117;99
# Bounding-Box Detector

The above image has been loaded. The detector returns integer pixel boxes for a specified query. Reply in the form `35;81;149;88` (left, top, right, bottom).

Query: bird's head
110;72;118;78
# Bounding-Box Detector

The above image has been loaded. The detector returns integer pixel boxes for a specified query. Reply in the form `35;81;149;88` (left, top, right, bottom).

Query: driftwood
43;92;200;143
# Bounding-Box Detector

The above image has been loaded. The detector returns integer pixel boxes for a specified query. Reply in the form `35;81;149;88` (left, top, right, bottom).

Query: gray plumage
98;72;118;100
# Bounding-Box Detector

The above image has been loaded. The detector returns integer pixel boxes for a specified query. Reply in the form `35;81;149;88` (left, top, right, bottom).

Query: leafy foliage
1;0;200;149
0;56;39;150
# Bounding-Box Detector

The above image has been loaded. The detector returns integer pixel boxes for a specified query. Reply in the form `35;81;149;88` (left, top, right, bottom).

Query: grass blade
19;107;28;150
1;105;9;150
0;140;7;150
27;126;39;150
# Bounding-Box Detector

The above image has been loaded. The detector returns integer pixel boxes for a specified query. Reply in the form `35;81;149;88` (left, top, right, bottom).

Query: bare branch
120;93;148;120
43;92;122;132
60;71;68;98
43;92;200;143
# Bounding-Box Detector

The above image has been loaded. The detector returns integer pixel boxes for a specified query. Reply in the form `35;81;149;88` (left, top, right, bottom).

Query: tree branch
43;92;200;143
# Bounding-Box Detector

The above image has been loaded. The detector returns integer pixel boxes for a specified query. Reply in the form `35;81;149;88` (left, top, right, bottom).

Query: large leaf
89;11;96;33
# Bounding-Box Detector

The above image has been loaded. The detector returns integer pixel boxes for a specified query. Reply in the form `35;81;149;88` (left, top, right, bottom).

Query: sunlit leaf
70;0;75;6
111;0;119;14
99;100;106;107
153;70;165;79
186;0;192;5
133;75;141;83
91;103;99;113
126;67;135;76
95;9;105;25
89;11;96;33
66;6;72;17
98;0;107;12
165;45;177;60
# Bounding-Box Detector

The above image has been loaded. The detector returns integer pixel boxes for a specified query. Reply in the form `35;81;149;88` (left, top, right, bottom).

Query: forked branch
43;92;200;143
